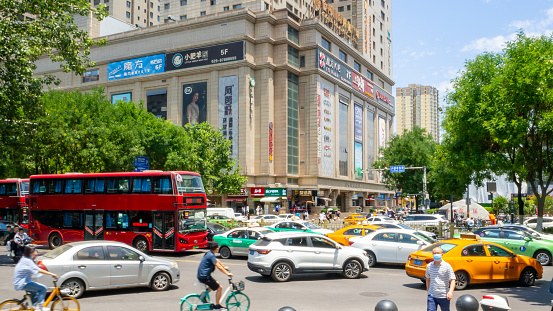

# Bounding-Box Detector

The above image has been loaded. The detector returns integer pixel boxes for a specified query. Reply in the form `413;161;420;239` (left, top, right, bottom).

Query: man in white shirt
14;228;29;246
425;247;456;311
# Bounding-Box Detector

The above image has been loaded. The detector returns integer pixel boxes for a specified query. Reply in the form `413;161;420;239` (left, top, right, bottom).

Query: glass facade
339;100;348;176
367;110;375;180
288;45;299;67
287;72;299;175
288;25;299;44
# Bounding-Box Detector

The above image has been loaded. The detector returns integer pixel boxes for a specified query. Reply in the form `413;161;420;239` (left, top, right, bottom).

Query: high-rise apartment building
90;0;162;27
396;84;439;142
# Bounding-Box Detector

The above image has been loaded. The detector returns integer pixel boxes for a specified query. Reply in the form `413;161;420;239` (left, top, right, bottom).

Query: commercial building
36;4;395;213
395;84;439;142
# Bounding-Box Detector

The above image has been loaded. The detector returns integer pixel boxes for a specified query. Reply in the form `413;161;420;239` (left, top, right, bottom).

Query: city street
0;247;551;310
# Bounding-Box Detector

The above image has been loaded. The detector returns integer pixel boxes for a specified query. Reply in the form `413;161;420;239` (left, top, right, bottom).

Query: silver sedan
36;241;180;298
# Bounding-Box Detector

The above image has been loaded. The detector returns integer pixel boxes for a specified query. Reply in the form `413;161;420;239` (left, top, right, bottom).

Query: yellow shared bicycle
0;279;79;311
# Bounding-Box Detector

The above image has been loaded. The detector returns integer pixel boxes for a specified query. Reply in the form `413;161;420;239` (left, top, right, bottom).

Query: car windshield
178;209;206;233
303;223;319;229
257;229;274;235
413;232;435;243
422;243;457;254
396;223;413;230
210;223;227;231
43;244;73;259
175;174;205;194
20;181;29;195
278;215;289;218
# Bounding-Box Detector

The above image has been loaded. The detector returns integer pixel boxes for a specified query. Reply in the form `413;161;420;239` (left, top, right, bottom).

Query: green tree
492;196;509;215
0;0;106;170
373;126;436;210
429;145;472;201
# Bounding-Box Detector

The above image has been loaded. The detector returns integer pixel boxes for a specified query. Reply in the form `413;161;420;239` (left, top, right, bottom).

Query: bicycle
0;279;79;311
180;276;250;311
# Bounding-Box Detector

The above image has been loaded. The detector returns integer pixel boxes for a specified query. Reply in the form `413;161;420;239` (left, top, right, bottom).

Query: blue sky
392;0;553;110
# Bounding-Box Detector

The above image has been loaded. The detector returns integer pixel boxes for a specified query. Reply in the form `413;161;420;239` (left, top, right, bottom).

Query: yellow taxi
326;224;382;246
342;214;366;225
405;234;543;290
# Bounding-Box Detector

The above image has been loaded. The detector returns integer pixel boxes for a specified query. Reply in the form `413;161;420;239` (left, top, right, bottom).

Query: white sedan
349;229;433;267
369;221;437;241
524;217;553;229
243;214;282;225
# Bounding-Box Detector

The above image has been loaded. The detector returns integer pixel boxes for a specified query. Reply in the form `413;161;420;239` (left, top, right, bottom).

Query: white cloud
436;80;453;97
461;34;517;53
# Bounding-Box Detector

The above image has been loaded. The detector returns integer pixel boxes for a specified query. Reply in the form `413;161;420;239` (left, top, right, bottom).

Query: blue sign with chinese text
107;54;165;81
390;165;405;173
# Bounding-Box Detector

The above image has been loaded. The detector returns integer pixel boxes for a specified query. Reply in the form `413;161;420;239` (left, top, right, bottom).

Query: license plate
414;260;422;266
249;250;254;255
193;246;199;249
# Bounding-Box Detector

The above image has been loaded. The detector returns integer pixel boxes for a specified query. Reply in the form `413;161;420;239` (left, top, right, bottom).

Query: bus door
152;212;175;251
84;210;104;240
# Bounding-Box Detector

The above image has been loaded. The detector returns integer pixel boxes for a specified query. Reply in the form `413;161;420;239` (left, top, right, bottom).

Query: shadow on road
245;273;369;283
80;284;181;299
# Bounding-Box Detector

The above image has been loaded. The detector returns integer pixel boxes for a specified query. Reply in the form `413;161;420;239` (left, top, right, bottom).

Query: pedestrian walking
426;247;456;311
303;210;308;220
319;212;325;224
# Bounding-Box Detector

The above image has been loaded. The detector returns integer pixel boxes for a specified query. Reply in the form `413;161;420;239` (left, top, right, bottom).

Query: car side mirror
417;240;424;246
511;253;517;258
524;237;531;242
139;255;145;262
336;244;342;250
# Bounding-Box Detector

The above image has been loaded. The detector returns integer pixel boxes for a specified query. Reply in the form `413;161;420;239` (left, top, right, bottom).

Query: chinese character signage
251;187;265;197
107;54;165;81
183;82;207;126
378;117;386;151
269;122;274;161
317;49;352;86
319;78;335;177
352;71;374;98
265;188;287;197
218;76;239;159
166;41;245;72
354;104;363;142
374;84;394;109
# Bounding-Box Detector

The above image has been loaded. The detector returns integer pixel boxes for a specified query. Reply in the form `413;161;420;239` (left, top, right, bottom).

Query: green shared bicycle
180;276;250;311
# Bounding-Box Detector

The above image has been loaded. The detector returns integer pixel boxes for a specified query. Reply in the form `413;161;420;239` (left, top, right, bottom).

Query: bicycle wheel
51;297;80;311
226;292;250;311
0;300;22;311
180;294;202;311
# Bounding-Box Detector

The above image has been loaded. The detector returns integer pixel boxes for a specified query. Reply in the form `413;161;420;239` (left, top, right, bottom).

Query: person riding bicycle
197;242;233;311
14;245;57;311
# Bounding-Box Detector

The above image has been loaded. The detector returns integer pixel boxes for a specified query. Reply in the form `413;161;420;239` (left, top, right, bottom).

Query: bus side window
154;177;172;194
48;180;63;194
0;184;5;195
64;179;82;194
32;180;48;194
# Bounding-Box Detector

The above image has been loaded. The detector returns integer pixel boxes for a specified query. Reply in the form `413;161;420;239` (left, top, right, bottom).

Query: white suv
248;232;369;282
403;214;448;226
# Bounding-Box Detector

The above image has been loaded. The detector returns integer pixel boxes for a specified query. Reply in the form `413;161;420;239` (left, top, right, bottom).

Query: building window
233;4;242;8
138;5;140;10
339;100;348;176
126;11;130;18
347;5;350;10
104;6;109;12
354;61;360;72
339;50;347;62
157;5;160;12
82;70;99;83
164;3;170;9
181;0;187;4
211;0;215;4
380;22;383;30
200;11;206;15
300;55;305;68
288;45;299;67
381;0;384;6
180;15;186;19
337;6;344;12
126;1;131;8
94;0;100;5
265;2;269;9
381;11;385;20
157;16;160;21
147;89;168;120
150;12;153;18
224;6;229;10
321;37;330;51
150;22;153;26
150;2;153;8
366;70;373;80
287;72;299;175
288;25;299;44
286;3;292;10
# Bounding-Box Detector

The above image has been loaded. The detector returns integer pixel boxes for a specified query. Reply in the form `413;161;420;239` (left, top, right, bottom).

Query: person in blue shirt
197;242;233;311
14;245;57;310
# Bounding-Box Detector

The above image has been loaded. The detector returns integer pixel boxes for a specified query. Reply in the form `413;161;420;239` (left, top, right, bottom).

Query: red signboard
352;71;374;99
240;188;246;195
251;187;265;197
269;122;273;161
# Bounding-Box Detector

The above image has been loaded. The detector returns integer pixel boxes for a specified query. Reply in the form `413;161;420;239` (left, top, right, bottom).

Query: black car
206;222;229;247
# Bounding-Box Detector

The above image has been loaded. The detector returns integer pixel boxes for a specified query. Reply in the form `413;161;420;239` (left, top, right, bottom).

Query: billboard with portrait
218;76;239;159
183;82;207;126
355;142;363;179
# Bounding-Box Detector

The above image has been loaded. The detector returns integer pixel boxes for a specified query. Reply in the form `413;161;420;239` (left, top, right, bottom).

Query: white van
207;208;236;219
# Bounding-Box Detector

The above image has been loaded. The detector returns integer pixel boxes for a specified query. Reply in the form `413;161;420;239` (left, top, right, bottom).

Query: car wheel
343;259;362;279
48;232;62;249
366;251;377;267
519;267;536;286
454;271;469;290
133;236;149;254
61;278;85;299
219;246;232;259
534;250;552;266
151;272;171;291
271;262;292;282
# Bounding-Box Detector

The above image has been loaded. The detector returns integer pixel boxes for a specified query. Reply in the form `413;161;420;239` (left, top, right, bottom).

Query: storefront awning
319;197;332;201
225;196;247;202
260;197;285;202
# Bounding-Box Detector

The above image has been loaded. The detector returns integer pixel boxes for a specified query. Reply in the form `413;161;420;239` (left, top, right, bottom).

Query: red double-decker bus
28;171;208;252
0;178;30;226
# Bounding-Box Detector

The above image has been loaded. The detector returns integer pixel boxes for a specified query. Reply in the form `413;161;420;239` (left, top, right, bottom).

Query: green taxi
266;220;333;235
472;227;553;265
213;227;274;259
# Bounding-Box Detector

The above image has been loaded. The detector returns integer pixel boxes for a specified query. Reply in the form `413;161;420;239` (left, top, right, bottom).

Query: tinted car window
504;231;525;240
311;236;336;248
43;245;73;259
364;228;376;234
74;246;106;260
462;245;486;257
374;232;395;242
229;230;247;239
486;244;512;257
422;243;457;254
248;231;261;240
287;237;308;247
277;222;291;229
397;233;418;244
479;230;501;238
344;228;363;236
291;223;304;230
107;246;140;260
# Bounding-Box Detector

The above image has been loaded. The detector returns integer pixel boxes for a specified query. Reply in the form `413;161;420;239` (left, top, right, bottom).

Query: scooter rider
13;228;30;255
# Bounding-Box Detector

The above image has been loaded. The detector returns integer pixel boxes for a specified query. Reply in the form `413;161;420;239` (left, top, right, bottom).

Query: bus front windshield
20;181;29;196
178;209;207;233
176;175;205;194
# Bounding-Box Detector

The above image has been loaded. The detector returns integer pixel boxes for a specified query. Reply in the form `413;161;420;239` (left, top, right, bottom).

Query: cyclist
14;245;57;311
197;242;233;311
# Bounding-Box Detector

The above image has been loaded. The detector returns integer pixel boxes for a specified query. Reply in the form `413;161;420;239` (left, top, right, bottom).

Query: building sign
387;30;392;76
377;193;386;200
111;92;132;104
240;188;247;195
298;190;312;197
354;142;363;179
312;0;359;45
265;188;287;197
317;49;352;86
374;84;394;109
364;0;369;54
251;187;265;197
354;104;363;142
269;122;274;161
378;117;386;151
183;82;207;126
352;71;374;98
218;76;239;159
319;79;335;177
165;41;244;72
107;54;165;81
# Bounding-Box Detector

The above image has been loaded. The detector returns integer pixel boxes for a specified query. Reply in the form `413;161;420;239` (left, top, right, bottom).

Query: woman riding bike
14;245;57;311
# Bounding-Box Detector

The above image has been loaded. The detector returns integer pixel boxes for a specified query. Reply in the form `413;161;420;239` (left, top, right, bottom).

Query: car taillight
482;295;494;300
407;255;411;262
348;240;355;246
37;261;48;271
425;259;434;264
257;250;271;255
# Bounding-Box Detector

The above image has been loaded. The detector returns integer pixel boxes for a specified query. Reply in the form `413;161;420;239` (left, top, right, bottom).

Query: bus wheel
48;233;62;249
133;237;149;253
